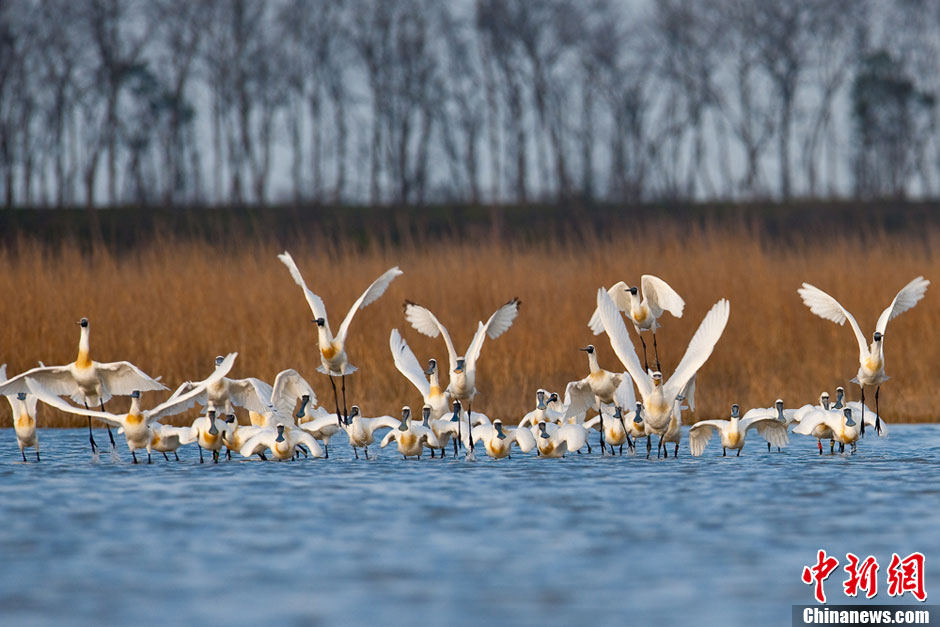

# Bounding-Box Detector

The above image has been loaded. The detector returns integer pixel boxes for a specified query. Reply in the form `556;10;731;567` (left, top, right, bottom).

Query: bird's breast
15;414;34;430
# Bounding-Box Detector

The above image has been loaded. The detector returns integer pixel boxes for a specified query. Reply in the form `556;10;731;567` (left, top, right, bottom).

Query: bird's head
215;355;224;366
313;317;326;328
652;372;663;386
347;406;360;426
494;419;507;440
424;359;437;375
613;406;623;419
421;405;431;425
775;399;784;410
536;389;546;410
873;331;883;343
451;400;461;421
731;404;740;419
579;345;595;354
77;317;89;328
549;392;559;404
399;406;411;431
275;424;286;442
296;394;310;418
130;390;141;399
538;422;550;438
454;358;466;374
633;402;643;424
843;407;856;427
629;286;638;296
16;392;26;401
225;414;236;424
207;410;218;435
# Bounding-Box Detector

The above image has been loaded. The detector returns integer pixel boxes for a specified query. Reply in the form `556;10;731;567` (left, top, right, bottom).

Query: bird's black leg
353;446;359;460
259;452;267;461
626;433;634;452
132;450;138;464
652;331;662;373
839;442;845;454
330;376;342;423
324;442;329;459
767;442;771;452
875;386;882;435
430;449;435;458
213;450;219;463
101;400;117;452
468;402;474;452
674;442;679;457
453;437;458;457
163;452;169;461
723;447;727;457
736;446;741;457
646;435;652;459
619;444;623;456
226;448;231;461
147;452;152;464
35;448;40;462
84;403;98;456
199;445;204;463
341;375;348;419
639;335;650;373
830;439;835;455
21;448;26;462
174;451;180;461
859;387;866;437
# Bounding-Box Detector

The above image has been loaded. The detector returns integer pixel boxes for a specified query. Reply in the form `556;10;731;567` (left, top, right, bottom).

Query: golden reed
1;221;937;427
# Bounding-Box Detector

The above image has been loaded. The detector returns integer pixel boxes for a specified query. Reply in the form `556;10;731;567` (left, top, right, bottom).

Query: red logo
802;551;927;603
843;553;879;599
887;552;927;602
802;550;840;603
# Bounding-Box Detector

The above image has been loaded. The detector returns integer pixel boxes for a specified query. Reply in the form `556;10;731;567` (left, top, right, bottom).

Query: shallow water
0;426;937;626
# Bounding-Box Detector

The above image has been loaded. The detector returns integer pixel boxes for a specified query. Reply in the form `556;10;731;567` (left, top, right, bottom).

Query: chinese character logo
802;550;840;603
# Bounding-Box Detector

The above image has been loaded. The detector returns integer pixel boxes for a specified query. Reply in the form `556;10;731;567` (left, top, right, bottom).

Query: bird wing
596;287;653;399
290;428;324;456
270;369;317;415
167;380;197;401
278;251;329;323
614;376;637;410
791;410;829;436
389;329;430;398
875;276;929;335
380;430;396;447
336;266;403;344
26;379;123;427
749;418;789;448
798;282;868;359
365;416;401;433
664;299;730;402
226;377;276;414
147;354;236;423
556;423;587;451
404;302;459;372
510;426;536;452
688;421;724;456
464;322;489;371
238;432;271;457
0;365;77;400
482;298;521;340
297;412;341;435
680;375;696;413
95;361;168;397
587;282;631;335
742;407;775;421
563;378;595;419
471;423;493;444
641;275;685;319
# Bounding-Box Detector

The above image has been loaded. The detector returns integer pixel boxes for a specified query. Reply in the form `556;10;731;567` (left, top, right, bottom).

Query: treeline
1;0;938;208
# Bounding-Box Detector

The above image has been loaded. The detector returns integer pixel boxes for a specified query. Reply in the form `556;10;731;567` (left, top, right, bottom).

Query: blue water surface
0;426;937;626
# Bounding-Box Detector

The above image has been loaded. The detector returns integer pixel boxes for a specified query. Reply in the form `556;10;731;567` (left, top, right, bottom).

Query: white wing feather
389;329;430;398
875;276;929;335
95;361;168;398
270;369;317;415
688;420;723;456
587;282;631;335
278;251;329;323
226;377;275;414
147;353;237;423
336;266;403;344
404;302;459;371
641;275;685;319
664;299;730;402
597;287;653;399
798;283;868;359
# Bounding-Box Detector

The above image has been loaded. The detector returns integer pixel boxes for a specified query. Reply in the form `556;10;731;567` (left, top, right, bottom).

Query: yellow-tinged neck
75;326;92;368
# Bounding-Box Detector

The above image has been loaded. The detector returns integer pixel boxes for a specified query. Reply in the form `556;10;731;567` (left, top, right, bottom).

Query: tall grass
1;220;938;427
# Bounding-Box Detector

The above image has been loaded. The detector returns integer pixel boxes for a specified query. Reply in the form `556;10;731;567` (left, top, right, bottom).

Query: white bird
743;399;794;452
296;399;346;459
689;404;789;457
181;410;230;463
247;368;319;428
279;251;402;421
342;405;400;459
659;390;692;458
0;317;167;457
148;423;192;461
790;392;836;454
794;407;860;454
588;276;685;372
1;365;40;461
534;422;568;458
798;276;929;435
471;418;536;459
404;298;519;453
238;423;324;461
598;287;730;453
169;355;275;418
389;329;450;420
29;353;237;463
380;406;440;459
519;389;565;432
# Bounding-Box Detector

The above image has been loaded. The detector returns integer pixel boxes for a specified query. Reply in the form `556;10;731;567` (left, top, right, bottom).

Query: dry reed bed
1;222;938;427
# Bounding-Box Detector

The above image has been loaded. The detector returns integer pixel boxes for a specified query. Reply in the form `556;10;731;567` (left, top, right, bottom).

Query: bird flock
0;252;929;464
